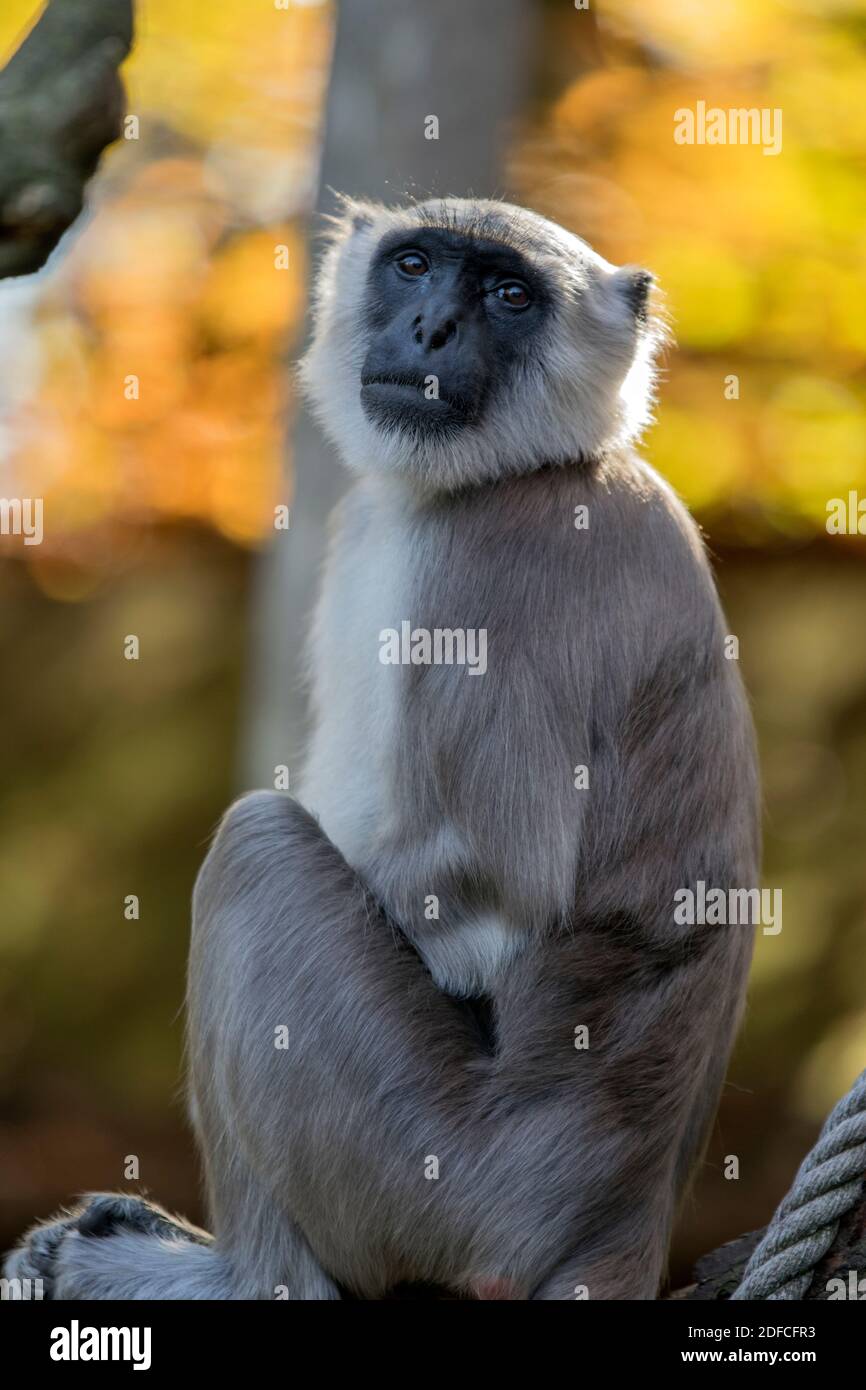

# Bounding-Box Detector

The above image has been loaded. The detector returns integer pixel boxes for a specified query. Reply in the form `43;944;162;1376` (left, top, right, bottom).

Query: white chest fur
298;477;520;997
299;477;410;860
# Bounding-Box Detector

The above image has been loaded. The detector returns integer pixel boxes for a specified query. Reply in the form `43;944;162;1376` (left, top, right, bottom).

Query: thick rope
732;1068;866;1300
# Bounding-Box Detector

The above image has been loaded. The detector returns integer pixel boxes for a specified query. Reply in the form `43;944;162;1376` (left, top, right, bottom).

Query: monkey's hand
2;1194;207;1300
3;1204;77;1298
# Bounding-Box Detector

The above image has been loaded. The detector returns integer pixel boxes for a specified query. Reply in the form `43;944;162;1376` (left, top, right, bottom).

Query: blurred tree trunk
241;0;537;787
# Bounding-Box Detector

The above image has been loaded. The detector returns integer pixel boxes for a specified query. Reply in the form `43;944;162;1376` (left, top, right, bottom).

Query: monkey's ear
610;267;654;323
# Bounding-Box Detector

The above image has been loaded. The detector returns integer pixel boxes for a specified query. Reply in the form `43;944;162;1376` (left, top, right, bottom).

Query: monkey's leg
2;802;343;1299
8;792;394;1300
490;912;753;1301
186;793;744;1301
525;1042;740;1301
186;790;498;1298
9;794;749;1301
188;1112;342;1300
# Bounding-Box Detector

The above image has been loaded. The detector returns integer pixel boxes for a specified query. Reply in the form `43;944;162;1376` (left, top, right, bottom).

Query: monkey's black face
360;228;551;439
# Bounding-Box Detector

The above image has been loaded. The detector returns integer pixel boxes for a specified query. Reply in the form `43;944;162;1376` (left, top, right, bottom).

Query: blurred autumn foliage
1;0;865;1286
0;0;331;583
513;0;866;534
2;0;865;567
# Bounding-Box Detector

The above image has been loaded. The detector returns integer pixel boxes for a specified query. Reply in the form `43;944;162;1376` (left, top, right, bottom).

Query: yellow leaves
651;240;758;349
601;0;791;69
761;376;866;511
15;191;301;548
773;35;866;155
0;1;331;556
515;1;866;534
208;436;284;546
76;164;213;317
200;226;307;347
649;398;745;512
125;0;335;152
649;369;866;523
4;0;864;547
552;67;649;141
760;256;866;361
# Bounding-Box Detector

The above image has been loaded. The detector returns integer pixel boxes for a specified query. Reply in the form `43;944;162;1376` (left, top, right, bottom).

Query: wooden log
671;1198;866;1300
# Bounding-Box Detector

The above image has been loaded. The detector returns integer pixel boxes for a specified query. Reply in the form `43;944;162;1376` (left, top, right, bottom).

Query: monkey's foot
2;1206;78;1297
2;1193;209;1300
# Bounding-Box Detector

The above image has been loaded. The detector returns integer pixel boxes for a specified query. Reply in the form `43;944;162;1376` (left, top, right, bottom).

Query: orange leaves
200;226;306;347
0;0;333;564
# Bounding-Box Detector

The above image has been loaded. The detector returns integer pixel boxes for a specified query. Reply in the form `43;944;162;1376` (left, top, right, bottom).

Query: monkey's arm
489;907;751;1299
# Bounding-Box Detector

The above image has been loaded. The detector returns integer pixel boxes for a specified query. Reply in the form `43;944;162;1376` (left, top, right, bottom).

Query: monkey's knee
203;789;299;871
194;789;356;949
200;791;325;881
193;791;311;925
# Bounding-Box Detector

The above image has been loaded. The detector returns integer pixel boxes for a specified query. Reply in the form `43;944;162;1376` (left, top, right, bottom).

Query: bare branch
0;0;134;278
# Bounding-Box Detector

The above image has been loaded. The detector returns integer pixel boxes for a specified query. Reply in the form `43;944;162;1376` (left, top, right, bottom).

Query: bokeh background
1;0;865;1289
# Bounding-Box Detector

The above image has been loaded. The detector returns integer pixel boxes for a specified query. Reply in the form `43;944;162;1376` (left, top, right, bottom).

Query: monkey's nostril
429;319;457;351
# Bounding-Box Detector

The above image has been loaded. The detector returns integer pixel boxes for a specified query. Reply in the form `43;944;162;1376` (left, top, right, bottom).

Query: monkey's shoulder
432;453;717;618
327;459;719;641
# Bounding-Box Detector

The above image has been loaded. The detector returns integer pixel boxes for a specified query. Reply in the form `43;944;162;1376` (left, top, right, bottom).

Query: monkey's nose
412;312;459;352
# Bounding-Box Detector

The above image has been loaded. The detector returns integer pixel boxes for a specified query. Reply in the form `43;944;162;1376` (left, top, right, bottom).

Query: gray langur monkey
4;197;760;1301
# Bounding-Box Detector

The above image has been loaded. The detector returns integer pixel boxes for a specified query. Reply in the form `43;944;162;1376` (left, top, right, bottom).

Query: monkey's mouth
361;370;430;392
360;372;474;434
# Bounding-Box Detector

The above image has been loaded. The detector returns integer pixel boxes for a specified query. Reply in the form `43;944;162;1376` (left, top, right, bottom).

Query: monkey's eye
394;251;430;279
493;281;531;310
